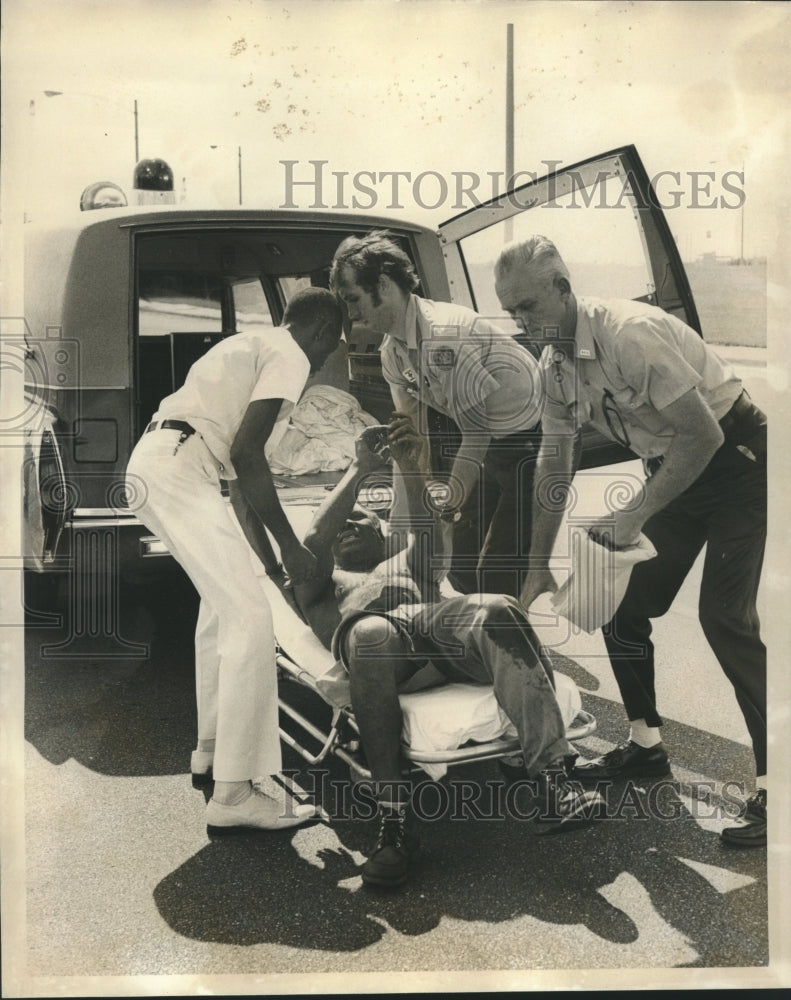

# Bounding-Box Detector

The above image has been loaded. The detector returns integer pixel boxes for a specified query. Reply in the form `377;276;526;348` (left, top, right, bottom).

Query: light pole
505;23;514;243
210;144;243;205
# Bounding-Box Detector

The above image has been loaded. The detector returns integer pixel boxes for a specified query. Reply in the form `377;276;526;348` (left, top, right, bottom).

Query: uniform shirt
381;295;542;437
540;296;742;459
154;327;310;478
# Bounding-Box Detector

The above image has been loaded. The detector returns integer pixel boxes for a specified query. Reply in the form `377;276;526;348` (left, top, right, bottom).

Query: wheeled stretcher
257;557;597;783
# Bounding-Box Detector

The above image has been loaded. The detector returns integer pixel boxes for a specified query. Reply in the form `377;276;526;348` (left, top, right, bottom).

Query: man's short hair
330;231;420;295
494;235;570;287
283;286;343;334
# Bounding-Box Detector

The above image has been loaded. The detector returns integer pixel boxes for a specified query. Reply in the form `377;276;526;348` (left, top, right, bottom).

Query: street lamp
210;144;243;205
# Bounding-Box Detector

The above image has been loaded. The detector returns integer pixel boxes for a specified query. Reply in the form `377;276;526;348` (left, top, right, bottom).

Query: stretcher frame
275;640;597;781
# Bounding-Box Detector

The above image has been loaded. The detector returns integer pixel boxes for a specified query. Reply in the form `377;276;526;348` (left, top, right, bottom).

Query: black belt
718;390;765;440
145;419;196;436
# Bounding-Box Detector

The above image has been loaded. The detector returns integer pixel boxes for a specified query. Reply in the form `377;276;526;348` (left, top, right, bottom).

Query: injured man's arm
291;425;395;648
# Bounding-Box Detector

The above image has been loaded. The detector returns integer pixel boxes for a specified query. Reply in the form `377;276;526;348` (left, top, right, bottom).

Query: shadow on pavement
151;692;766;965
24;594;767;966
24;573;200;776
153;830;390;951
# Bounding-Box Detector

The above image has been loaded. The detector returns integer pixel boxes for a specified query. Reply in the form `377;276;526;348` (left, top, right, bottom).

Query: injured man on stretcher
234;416;605;888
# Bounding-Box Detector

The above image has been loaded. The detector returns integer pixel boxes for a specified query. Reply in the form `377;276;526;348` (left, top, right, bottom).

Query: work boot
362;804;419;888
720;789;767;848
572;740;670;783
532;764;606;835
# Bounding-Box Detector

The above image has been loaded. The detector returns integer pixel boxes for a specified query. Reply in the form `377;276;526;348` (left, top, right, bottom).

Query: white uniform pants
126;428;281;781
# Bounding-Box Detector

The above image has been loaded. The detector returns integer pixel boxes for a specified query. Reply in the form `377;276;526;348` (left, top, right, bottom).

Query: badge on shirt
579;348;592;358
402;368;418;383
428;348;455;370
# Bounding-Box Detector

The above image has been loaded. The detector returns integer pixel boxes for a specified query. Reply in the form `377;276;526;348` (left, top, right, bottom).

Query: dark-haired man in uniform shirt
331;230;543;599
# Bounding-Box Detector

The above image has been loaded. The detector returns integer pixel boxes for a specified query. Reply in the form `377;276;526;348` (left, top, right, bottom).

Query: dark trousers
448;427;539;598
602;407;767;775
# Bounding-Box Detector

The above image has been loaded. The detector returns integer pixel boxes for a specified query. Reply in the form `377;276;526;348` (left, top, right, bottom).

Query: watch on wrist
439;506;463;523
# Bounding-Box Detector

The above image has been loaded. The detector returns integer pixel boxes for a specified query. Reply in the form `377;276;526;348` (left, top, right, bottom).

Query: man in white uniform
126;288;342;834
330;232;543;597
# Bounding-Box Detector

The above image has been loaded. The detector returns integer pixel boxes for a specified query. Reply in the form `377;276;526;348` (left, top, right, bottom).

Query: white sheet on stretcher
398;674;580;780
256;571;582;781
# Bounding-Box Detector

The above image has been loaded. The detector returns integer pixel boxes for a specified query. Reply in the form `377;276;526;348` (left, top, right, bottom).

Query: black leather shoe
572;740;671;783
362;806;419;888
721;789;766;848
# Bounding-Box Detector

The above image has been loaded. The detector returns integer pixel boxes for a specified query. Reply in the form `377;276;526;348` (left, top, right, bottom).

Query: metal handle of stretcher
277;648;597;777
277;651;364;770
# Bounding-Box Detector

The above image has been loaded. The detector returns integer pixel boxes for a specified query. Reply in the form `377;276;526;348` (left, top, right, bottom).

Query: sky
3;0;790;262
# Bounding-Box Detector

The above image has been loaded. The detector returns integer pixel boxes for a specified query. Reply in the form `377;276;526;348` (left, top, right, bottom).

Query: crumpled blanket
268;384;379;475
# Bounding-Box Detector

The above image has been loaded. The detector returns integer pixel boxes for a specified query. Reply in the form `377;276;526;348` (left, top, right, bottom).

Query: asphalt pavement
9;346;788;995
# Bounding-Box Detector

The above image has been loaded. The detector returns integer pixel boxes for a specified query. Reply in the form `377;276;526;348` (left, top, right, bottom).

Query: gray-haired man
494;235;767;848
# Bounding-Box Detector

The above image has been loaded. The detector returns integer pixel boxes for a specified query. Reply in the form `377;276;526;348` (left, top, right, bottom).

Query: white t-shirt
154;327;310;477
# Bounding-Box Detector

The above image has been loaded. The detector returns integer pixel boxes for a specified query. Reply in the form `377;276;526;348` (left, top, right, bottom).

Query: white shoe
206;788;319;835
190;750;214;787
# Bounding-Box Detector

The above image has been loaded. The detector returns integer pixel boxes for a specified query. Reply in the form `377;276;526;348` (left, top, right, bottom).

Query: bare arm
588;387;723;549
292;426;390;621
228;480;279;572
300;426;389;562
387;412;448;597
519;430;578;610
447;430;491;513
387;386;431;524
230;398;318;585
